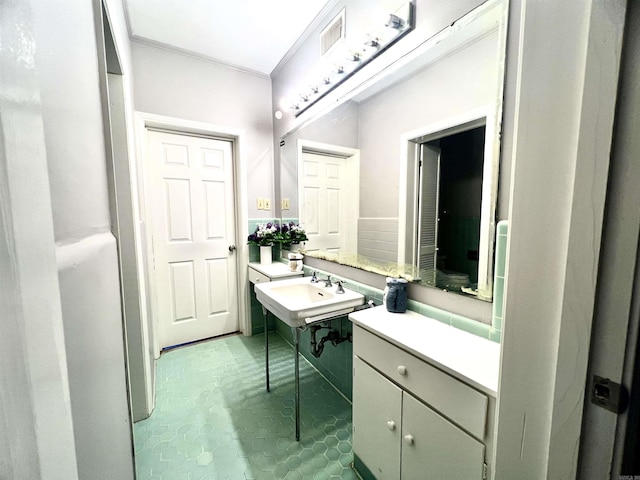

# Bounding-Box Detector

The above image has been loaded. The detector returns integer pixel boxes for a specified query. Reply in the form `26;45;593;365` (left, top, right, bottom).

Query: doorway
577;1;640;475
144;129;240;349
418;126;486;289
135;112;250;358
297;140;359;255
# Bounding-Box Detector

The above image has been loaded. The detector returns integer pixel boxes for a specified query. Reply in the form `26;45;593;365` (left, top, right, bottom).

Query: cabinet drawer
354;325;488;441
248;267;270;285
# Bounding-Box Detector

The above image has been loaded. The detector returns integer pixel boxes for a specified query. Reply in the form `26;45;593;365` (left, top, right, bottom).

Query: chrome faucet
335;281;345;294
319;275;333;288
310;271;318;283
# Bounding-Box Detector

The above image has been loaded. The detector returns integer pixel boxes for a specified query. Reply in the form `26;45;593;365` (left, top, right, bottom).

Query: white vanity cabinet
248;262;303;285
353;355;402;478
350;307;500;480
354;356;485;480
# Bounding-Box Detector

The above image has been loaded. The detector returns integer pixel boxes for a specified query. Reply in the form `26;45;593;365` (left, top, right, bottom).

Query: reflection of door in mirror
415;125;486;293
300;150;357;254
417;144;440;287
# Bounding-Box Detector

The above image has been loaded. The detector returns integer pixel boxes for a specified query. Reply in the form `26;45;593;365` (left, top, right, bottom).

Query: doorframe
134;112;250;359
577;0;640;475
296;139;360;253
398;104;498;298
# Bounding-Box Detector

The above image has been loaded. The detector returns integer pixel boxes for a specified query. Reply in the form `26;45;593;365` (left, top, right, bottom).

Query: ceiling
124;0;332;76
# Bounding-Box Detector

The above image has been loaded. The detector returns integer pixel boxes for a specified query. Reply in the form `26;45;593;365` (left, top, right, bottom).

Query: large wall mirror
279;0;507;302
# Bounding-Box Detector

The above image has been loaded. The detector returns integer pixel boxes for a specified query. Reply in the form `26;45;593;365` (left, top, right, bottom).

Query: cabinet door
353;356;402;480
401;392;485;480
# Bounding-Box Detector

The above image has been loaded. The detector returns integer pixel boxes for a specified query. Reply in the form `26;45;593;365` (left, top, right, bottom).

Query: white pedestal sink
254;276;365;328
253;275;365;441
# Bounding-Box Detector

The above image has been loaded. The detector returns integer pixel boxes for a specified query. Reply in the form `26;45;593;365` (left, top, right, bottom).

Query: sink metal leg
294;327;300;441
262;307;300;441
263;306;269;392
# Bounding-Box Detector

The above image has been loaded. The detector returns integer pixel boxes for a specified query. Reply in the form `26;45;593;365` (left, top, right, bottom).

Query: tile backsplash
247;219;509;398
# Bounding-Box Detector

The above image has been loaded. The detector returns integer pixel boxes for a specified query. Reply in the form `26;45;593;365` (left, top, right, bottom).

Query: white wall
1;0;137;478
100;0;156;423
131;42;274;219
271;0;495;322
494;0;625;478
0;2;79;477
356;31;499;218
273;0;628;478
33;0;135;478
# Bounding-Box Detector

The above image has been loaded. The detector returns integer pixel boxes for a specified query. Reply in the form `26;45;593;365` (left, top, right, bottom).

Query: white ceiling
124;0;331;76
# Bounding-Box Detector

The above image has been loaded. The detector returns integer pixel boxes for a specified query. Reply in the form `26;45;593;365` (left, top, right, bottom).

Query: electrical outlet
282;198;290;210
264;198;271;210
257;198;265;210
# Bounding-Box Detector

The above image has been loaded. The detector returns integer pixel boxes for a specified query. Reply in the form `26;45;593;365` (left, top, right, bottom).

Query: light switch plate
282;198;290;210
257;198;265;210
264;198;271;210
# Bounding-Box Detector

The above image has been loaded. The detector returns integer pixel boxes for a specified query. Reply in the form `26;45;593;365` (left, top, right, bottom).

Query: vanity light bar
289;2;414;116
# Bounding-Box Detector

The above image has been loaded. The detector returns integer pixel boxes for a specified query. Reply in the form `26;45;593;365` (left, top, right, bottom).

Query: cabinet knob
404;434;415;446
397;365;407;376
386;420;396;431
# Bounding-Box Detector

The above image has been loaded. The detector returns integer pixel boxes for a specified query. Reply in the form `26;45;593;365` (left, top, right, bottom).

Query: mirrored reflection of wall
280;101;359;220
277;0;507;303
357;30;499;228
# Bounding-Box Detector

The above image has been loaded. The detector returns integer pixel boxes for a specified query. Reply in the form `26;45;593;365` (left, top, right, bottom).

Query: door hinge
482;462;488;480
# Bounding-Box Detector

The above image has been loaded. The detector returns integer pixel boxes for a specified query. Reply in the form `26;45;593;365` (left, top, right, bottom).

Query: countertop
349;306;500;396
248;262;303;280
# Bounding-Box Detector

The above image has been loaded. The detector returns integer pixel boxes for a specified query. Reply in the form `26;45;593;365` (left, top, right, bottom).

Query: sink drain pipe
310;324;352;358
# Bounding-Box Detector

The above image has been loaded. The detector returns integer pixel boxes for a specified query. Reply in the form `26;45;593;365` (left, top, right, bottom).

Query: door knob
228;245;237;252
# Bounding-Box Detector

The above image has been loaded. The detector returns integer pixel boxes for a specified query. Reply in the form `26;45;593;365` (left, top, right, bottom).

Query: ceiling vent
320;9;345;57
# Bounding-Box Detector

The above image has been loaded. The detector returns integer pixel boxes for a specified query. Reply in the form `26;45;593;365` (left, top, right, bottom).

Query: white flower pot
260;245;272;265
288;242;299;252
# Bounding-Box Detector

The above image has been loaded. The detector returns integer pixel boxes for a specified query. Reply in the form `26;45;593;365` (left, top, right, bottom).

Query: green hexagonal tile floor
134;332;359;480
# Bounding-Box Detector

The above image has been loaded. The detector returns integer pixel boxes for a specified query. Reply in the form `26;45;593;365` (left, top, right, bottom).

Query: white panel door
147;130;238;349
300;151;348;253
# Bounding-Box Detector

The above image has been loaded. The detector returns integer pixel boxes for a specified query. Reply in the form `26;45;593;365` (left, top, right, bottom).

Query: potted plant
280;222;308;249
247;223;281;264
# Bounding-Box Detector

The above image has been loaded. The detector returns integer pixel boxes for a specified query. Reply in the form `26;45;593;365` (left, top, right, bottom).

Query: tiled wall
407;220;507;343
247;220;508;399
437;216;481;283
247;263;385;401
491;220;508;341
357;218;400;264
275;317;355;400
271;269;387;401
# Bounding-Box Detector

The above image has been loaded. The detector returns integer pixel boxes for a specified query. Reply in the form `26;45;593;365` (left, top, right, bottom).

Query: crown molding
270;0;340;78
130;36;271;79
